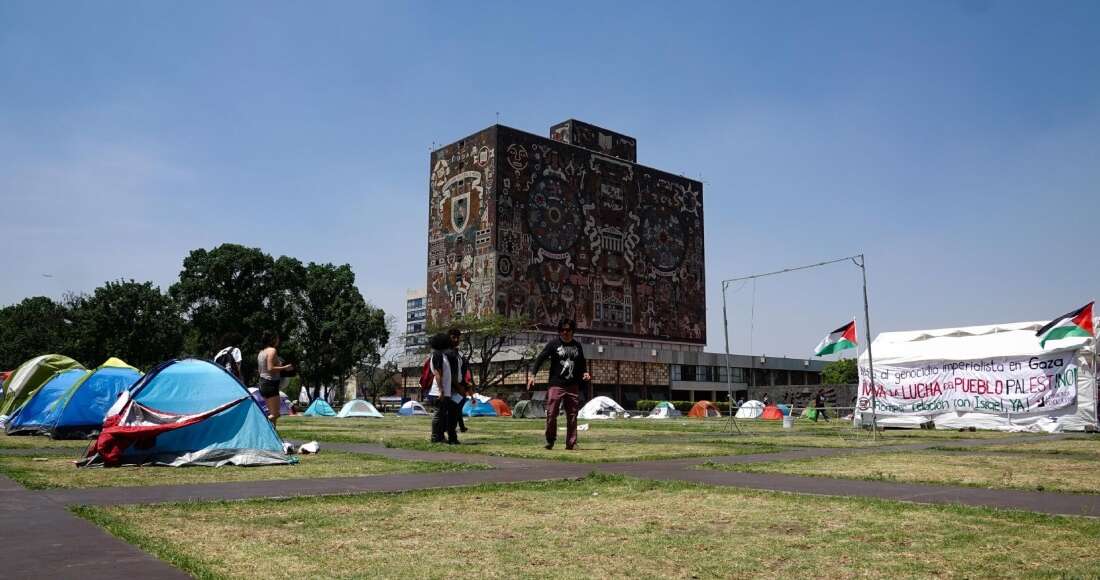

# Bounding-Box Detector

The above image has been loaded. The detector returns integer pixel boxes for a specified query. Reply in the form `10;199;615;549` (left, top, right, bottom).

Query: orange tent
687;400;721;418
489;398;512;417
760;404;784;420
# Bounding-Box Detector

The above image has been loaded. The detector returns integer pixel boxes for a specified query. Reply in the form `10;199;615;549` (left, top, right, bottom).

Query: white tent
578;396;626;420
734;400;765;419
857;320;1097;432
647;401;682;419
337;399;383;418
397;400;429;416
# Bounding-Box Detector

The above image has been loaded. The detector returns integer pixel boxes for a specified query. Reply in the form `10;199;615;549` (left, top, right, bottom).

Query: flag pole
854;254;878;439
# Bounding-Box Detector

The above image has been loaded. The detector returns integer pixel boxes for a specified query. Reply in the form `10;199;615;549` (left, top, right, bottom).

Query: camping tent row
4;357;143;439
646;401;723;419
301;399;384;418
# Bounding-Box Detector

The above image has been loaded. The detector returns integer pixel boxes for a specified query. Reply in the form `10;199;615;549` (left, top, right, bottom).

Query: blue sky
2;1;1097;357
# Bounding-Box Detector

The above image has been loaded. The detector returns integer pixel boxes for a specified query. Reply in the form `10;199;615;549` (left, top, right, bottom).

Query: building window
696;366;712;382
680;365;696;382
670;365;681;381
716;366;728;383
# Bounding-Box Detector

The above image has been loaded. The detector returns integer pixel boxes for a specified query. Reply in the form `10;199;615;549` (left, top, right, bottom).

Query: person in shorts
257;331;294;426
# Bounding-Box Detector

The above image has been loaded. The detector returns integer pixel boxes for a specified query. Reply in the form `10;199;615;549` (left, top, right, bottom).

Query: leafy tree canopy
294;262;388;403
66;280;183;370
170;243;302;381
0;296;74;369
821;357;858;385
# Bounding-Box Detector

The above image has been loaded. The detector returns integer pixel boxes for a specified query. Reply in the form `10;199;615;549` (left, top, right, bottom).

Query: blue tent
4;369;88;435
303;399;336;416
78;359;290;467
49;359;142;439
462;399;498;417
777;404;792;416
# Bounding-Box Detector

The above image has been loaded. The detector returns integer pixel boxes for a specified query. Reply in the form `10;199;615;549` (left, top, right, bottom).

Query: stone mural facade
427;121;705;344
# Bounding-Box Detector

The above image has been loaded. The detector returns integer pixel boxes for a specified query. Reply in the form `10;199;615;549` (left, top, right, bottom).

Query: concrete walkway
0;474;188;579
2;432;1093;578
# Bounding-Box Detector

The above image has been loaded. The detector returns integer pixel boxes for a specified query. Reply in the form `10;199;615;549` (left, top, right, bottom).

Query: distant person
527;318;591;451
762;393;771;406
214;332;244;382
814;390;830;422
257;331;294;427
428;332;461;444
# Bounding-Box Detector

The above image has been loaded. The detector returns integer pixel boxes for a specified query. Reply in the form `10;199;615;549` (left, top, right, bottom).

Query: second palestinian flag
815;320;858;356
1036;302;1095;348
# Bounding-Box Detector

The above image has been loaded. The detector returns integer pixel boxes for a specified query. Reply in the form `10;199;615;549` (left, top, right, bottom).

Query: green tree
66;280;183;370
293;262;388;403
170;243;302;381
433;313;537;390
0;296;74;369
821;357;858;385
356;316;403;404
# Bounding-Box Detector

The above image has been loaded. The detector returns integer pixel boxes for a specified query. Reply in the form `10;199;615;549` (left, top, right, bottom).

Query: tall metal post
722;280;742;434
854;254;878;438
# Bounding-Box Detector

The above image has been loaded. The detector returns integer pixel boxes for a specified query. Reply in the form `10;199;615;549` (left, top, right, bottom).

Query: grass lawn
77;474;1100;579
939;435;1100;458
0;451;486;490
703;446;1100;494
275;416;1033;462
0;434;92;450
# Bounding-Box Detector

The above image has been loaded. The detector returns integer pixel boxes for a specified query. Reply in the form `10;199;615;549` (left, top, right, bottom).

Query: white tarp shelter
734;400;765;419
578;396;626;420
857;320;1097;432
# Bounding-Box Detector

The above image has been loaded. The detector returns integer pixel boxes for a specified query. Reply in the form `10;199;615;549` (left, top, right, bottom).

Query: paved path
1;431;1092;578
0;474;188;579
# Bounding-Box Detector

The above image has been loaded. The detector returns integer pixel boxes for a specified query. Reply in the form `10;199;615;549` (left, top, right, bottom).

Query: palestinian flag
1036;302;1095;348
814;320;857;356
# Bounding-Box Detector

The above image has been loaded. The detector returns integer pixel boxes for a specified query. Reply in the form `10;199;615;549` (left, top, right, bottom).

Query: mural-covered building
427;120;705;345
416;120;829;408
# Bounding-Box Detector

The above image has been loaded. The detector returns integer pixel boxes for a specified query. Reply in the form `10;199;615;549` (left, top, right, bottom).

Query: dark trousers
431;397;460;443
545;385;580;449
456;397;468;431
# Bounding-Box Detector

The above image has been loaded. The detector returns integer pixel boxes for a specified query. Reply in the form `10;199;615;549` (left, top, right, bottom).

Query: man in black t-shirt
527;318;592;450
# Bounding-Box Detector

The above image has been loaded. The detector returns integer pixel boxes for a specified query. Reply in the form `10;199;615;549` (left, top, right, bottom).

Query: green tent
512;399;545;419
0;354;85;416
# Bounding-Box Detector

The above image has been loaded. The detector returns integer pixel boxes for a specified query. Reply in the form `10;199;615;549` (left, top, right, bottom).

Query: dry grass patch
957;436;1100;459
0;434;91;450
279;416;1033;462
707;449;1100;493
78;475;1100;579
0;451;485;490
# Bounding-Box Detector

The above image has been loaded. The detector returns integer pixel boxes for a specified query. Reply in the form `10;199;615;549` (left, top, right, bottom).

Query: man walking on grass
527;318;591;450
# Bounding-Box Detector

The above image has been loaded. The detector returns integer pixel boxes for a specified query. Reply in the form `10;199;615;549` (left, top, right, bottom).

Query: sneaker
544;443;554;450
460;426;468;433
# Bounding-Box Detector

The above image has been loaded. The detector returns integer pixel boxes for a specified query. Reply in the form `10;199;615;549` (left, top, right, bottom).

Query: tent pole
855;254;878;440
